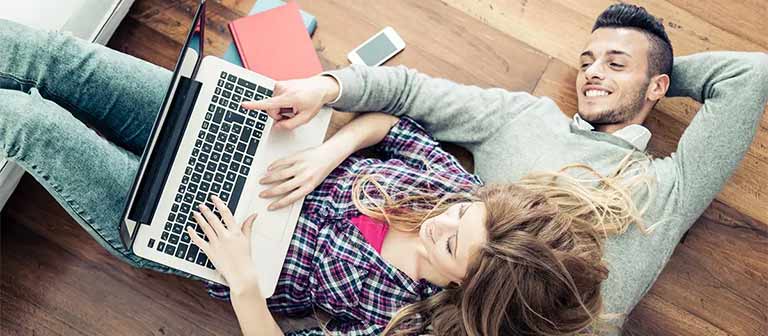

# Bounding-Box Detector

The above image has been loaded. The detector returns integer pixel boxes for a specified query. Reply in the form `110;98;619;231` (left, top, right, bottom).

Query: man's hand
240;75;340;130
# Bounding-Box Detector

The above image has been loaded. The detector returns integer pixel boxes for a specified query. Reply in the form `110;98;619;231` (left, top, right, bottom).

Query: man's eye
610;63;624;68
581;63;591;69
445;236;452;254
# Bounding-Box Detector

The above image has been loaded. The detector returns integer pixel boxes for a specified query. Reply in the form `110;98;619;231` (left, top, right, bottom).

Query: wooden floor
3;0;767;335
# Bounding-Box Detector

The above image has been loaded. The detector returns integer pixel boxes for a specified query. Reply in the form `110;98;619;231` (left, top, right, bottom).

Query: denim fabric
0;18;187;276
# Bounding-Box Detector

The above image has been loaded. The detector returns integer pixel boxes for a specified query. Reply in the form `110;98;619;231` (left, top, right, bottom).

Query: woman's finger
211;195;236;231
192;211;218;241
261;175;302;200
266;154;300;172
241;213;258;236
187;226;210;252
260;164;300;185
268;186;308;211
199;204;227;235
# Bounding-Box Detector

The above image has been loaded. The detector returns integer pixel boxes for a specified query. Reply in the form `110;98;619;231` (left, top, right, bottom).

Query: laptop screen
121;0;206;239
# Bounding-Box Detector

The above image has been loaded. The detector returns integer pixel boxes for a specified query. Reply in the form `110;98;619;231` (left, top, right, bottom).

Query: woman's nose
433;216;459;237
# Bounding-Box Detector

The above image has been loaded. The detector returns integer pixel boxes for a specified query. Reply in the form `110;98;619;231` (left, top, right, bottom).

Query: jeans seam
26;162;139;264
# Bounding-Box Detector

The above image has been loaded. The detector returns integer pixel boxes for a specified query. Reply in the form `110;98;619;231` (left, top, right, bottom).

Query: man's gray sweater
326;51;768;328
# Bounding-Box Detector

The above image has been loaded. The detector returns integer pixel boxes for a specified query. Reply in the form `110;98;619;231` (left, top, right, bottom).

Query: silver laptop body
120;0;330;297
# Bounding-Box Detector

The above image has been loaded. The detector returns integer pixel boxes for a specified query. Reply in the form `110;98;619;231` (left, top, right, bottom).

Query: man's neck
595;122;629;133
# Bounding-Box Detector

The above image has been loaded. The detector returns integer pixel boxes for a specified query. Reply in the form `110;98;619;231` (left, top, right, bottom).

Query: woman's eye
445;238;452;254
581;63;591;69
610;63;624;68
459;204;469;217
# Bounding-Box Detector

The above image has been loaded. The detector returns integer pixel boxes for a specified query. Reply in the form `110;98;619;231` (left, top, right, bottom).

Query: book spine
228;21;250;69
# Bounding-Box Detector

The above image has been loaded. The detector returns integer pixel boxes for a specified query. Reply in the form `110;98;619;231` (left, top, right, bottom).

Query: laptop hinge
126;76;202;232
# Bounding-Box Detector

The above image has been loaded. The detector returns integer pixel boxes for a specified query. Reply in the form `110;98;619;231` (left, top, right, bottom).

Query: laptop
120;0;331;297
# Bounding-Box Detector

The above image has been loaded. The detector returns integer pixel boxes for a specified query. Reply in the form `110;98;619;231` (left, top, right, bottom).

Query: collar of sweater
572;114;651;151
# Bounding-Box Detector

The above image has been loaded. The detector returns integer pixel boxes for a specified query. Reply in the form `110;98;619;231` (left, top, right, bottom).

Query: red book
228;1;322;80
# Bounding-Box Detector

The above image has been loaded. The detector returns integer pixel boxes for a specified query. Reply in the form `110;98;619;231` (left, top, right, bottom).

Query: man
244;3;768;331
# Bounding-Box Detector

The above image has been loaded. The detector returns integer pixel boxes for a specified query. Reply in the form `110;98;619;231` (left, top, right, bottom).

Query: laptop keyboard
148;71;272;270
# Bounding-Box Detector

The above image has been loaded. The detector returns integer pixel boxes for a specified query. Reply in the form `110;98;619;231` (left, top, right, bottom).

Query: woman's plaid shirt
207;118;483;335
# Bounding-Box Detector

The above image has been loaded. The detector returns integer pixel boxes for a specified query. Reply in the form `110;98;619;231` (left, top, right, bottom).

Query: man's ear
646;74;670;101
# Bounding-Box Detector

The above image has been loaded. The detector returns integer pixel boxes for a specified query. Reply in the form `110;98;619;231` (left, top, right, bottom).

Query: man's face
576;28;652;125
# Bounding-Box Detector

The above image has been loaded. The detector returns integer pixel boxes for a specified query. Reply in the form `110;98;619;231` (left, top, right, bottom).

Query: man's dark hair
592;3;673;77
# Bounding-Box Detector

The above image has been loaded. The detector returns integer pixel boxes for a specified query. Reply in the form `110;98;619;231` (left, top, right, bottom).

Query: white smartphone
347;27;406;66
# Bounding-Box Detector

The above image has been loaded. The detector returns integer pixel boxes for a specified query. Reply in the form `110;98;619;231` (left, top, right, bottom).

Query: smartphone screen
357;33;398;66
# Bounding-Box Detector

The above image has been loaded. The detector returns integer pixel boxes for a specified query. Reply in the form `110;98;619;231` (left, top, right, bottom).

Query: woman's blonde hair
350;153;653;336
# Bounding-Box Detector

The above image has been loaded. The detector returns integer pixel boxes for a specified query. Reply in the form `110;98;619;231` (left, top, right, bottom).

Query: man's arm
652;51;768;232
323;65;541;149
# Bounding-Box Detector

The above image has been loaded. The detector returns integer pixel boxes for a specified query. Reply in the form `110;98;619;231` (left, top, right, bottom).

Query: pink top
350;215;389;254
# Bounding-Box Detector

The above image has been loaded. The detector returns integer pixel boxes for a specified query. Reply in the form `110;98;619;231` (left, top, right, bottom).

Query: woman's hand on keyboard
190;196;260;292
258;144;340;210
240;75;340;131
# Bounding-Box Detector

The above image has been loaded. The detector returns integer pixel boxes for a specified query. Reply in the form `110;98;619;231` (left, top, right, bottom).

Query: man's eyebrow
607;49;632;57
580;50;632;58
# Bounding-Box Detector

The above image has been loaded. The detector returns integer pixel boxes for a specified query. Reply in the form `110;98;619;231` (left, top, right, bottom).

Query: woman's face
419;202;488;284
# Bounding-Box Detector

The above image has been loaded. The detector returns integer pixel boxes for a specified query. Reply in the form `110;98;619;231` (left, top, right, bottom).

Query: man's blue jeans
0;18;188;276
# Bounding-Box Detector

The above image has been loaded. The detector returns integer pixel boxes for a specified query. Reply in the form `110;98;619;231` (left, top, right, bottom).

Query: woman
192;111;647;335
0;19;645;335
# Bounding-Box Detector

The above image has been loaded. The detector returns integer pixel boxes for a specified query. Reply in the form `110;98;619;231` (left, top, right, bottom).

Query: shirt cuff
320;71;343;105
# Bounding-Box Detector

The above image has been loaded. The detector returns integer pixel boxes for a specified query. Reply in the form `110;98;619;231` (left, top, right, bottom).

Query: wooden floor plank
665;0;768;50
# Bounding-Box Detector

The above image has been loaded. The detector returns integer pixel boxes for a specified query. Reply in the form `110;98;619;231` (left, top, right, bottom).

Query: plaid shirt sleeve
376;117;480;180
286;321;385;336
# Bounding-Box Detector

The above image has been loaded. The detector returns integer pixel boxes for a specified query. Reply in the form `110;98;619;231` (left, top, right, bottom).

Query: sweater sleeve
324;65;540;149
651;51;768;234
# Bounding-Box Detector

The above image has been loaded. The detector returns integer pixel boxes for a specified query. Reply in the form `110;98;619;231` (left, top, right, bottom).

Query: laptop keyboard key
196;252;208;266
175;244;188;259
164;244;176;256
228;175;247;211
186;244;199;262
238;78;257;91
246;138;259;155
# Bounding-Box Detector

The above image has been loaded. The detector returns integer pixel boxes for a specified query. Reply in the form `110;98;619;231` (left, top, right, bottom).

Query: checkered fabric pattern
207;117;482;334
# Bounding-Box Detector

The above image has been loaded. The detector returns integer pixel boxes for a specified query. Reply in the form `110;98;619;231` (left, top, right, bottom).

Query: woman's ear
646;73;670;101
